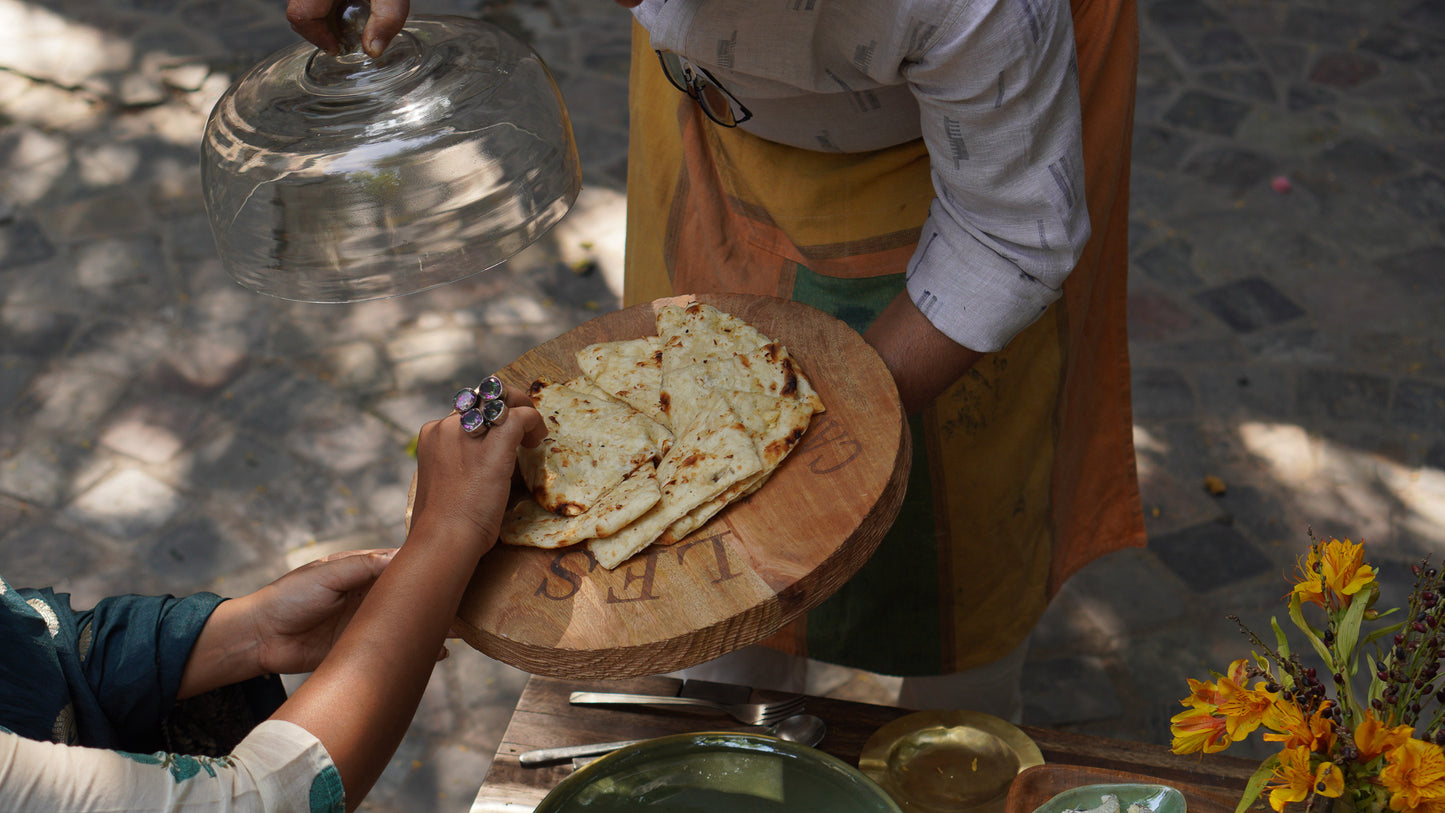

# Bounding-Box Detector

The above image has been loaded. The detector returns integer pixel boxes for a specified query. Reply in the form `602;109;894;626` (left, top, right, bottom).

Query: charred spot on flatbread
516;376;672;517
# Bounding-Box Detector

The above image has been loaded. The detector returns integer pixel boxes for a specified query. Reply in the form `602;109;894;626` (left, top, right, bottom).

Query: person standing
615;0;1145;719
284;0;1148;721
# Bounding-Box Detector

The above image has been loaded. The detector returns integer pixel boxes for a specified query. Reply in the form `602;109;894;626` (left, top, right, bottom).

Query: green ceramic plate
1032;783;1187;813
534;732;902;813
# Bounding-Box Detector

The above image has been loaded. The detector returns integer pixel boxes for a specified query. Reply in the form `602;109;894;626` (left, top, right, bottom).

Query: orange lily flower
1263;699;1336;753
1356;711;1415;762
1320;538;1376;599
1183;676;1223;710
1294;538;1376;609
1293;549;1328;609
1217;671;1278;740
1170;705;1231;755
1381;739;1445;812
1267;745;1344;812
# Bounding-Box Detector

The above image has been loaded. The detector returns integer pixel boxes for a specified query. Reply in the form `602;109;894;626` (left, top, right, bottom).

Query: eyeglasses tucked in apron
655;49;753;127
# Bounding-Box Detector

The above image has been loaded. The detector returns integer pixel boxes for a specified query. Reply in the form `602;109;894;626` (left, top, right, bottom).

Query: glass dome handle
334;0;370;55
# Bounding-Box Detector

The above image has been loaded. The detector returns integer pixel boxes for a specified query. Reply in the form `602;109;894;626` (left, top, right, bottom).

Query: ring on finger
454;375;508;437
460;407;490;437
459;399;506;437
451;375;506;414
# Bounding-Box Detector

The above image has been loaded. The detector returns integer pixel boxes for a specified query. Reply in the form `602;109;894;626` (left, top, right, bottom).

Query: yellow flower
1263;699;1336;753
1293;538;1376;609
1266;745;1344;812
1320;538;1376;597
1217;669;1278;740
1170;705;1231;755
1183;676;1222;710
1357;711;1416;762
1381;739;1445;812
1293;552;1328;609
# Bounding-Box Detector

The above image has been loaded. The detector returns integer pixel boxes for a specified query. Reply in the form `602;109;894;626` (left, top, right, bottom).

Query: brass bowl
860;710;1044;813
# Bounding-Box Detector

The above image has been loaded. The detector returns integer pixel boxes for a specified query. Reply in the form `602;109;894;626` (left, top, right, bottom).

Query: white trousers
667;637;1031;724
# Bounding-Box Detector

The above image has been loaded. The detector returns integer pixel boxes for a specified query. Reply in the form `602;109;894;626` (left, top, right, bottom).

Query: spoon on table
517;713;829;767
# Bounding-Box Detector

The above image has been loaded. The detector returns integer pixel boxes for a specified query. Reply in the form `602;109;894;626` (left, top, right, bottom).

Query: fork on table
567;691;806;726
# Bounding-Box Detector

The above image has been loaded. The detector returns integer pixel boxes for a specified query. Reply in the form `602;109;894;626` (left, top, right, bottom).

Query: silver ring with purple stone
451;375;507;414
452;375;508;437
459;399;507;437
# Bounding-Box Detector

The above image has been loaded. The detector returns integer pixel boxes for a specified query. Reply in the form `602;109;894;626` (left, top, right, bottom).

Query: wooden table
469;675;1266;812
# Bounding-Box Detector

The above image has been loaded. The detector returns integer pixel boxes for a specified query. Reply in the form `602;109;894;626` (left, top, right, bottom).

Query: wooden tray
450;293;909;678
1006;765;1248;813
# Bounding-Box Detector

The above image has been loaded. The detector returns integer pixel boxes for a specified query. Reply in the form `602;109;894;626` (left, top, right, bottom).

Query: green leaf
1235;754;1279;813
1289;597;1335;666
1336;592;1370;672
1361;619;1406;648
1367;653;1385;705
1269;617;1296;689
1272;616;1292;659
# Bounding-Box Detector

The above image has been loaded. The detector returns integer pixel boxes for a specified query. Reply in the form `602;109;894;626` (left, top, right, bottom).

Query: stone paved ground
2;0;1444;809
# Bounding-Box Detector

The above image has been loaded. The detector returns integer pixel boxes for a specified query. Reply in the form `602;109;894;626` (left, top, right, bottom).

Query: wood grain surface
451;293;910;679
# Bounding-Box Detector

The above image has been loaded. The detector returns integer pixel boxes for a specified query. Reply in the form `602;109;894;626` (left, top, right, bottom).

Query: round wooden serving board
451;293;909;678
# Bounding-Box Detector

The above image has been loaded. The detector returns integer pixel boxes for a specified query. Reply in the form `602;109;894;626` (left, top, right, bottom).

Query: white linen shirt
630;0;1091;352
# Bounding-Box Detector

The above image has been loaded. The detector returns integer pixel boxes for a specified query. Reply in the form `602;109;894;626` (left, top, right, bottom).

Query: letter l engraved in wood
674;531;741;584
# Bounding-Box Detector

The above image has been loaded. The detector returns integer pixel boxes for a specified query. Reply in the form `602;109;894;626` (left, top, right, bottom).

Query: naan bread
657;303;824;425
499;466;662;549
657;388;815;544
517;377;673;516
656;302;772;371
502;302;825;570
587;392;763;569
575;337;667;425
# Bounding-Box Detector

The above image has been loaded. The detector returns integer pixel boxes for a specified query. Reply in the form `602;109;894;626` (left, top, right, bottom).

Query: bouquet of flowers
1171;535;1445;813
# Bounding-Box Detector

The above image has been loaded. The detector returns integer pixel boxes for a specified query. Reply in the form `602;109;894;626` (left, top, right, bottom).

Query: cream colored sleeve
0;720;343;813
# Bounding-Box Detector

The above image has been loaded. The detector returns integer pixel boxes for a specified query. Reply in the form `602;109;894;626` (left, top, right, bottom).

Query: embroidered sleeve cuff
232;720;345;813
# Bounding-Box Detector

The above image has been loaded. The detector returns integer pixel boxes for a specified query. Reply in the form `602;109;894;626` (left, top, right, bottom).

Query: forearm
268;520;488;810
864;291;985;414
177;599;263;701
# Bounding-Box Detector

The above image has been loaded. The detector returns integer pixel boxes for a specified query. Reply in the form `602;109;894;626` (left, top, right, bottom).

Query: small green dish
1032;783;1187;813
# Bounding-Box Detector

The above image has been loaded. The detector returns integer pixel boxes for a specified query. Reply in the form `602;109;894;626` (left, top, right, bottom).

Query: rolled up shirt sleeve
0;720;343;813
902;0;1090;353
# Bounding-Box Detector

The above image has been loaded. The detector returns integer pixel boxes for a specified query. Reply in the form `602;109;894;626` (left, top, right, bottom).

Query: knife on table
518;739;649;766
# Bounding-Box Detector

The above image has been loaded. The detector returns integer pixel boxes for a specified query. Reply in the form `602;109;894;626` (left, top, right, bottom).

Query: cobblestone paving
2;0;1444;808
